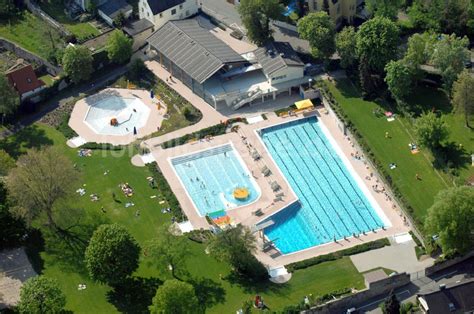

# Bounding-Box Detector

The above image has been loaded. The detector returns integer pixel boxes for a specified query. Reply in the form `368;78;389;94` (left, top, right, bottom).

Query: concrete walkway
141;60;226;148
350;237;434;274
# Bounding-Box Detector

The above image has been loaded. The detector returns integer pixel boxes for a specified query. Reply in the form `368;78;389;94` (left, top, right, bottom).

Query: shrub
286;238;390;272
147;162;186;222
80;143;124;150
57;112;78;139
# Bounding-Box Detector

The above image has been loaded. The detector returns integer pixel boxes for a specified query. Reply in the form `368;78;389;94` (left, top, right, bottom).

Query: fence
0;38;62;76
24;0;72;38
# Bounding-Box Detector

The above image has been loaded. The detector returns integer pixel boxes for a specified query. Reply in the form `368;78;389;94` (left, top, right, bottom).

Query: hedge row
80;143;125;150
318;82;422;228
281;287;353;313
147;162;185;222
286;238;390;272
160;117;246;149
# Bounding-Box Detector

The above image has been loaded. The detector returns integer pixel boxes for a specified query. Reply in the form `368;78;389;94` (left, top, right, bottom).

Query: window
159;13;163;17
171;8;176;15
179;4;183;9
313;0;317;10
185;10;189;16
336;4;340;14
272;75;287;81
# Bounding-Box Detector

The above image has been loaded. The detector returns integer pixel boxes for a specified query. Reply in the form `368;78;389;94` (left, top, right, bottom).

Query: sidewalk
142;60;226;147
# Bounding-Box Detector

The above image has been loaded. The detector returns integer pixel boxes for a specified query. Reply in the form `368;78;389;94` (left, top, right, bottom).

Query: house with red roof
6;64;46;102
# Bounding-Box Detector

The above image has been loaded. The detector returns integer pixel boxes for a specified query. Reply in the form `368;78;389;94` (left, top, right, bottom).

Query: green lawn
40;1;100;41
39;74;55;86
1;124;365;313
0;11;64;58
326;79;451;222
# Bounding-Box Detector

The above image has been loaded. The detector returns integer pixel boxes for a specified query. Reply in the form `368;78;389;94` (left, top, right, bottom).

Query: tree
384;60;414;101
113;11;126;27
425;186;474;254
0;74;20;123
145;224;190;280
17;276;66;314
414;112;449;149
62;45;93;84
106;30;133;64
0;0;16;18
0;181;27;250
129;58;147;81
238;0;283;46
297;12;336;61
208;224;268;281
451;69;474;128
382;289;400;314
149;279;199;314
403;32;436;80
356;17;399;94
85;224;140;286
6;146;78;231
366;0;403;20
0;149;15;177
430;34;470;93
336;26;357;70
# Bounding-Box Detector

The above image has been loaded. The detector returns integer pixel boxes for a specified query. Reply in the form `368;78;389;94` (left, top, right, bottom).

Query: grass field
40;1;100;41
0;11;64;59
39;74;55;86
1;124;365;313
326;79;452;222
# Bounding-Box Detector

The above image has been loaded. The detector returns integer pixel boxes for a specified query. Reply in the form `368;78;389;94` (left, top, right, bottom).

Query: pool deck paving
69;88;166;145
148;106;410;267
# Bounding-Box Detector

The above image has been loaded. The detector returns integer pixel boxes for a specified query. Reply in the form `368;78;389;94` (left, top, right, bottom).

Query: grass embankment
1;124;366;313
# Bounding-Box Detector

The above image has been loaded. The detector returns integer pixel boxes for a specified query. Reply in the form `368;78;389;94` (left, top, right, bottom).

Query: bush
56;112;78;139
275;104;297;116
286;238;390;272
187;229;213;243
147;162;186;222
161;118;246;149
80;143;125;150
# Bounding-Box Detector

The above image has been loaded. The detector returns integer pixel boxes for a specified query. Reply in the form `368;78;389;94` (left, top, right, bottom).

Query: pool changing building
146;18;310;110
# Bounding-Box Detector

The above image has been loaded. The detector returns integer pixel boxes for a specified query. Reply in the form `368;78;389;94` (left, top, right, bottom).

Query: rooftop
98;0;132;20
146;0;185;15
122;18;154;36
6;64;44;95
147;18;245;84
418;279;474;314
255;41;304;76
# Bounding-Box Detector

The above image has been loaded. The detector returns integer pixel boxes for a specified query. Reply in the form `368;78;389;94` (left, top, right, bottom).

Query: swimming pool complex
84;96;150;136
171;144;261;217
258;117;389;254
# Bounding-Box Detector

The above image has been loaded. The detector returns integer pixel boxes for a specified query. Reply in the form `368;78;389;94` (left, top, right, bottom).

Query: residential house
417;279;474;314
6;64;45;102
139;0;199;29
308;0;363;27
97;0;133;26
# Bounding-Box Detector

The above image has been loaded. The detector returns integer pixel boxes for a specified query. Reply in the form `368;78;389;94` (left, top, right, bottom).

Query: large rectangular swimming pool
171;144;261;217
258;117;388;254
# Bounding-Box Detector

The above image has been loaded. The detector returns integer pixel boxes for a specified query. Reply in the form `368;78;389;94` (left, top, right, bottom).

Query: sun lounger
271;181;281;192
261;166;272;176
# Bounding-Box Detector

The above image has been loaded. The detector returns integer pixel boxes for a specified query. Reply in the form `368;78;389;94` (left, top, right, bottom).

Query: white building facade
139;0;199;29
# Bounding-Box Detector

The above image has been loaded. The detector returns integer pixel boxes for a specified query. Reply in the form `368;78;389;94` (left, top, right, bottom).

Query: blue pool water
172;144;260;217
259;117;385;254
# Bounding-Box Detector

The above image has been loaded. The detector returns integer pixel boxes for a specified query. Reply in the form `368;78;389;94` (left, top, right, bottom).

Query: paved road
0;65;127;138
200;0;311;54
358;257;474;313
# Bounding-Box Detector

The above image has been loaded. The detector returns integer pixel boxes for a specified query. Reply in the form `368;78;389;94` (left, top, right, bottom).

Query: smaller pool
171;144;261;217
84;96;150;136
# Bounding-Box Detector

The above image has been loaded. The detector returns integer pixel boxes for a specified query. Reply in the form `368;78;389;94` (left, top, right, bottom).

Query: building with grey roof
146;17;310;110
139;0;199;29
418;279;474;314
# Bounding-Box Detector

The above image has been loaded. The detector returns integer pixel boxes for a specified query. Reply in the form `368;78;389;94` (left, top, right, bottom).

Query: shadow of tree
107;277;162;314
223;271;290;295
43;208;109;275
432;142;471;173
188;277;226;310
24;228;45;275
0;125;53;158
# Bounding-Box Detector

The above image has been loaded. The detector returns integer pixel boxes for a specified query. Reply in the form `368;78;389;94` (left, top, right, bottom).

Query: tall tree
145;224;190;280
0;0;16;18
382;290;400;314
18;276;66;314
384;60;414;101
0;75;20;123
414;111;449;149
356;17;399;94
336;26;357;70
366;0;404;20
298;12;336;61
84;224;140;286
62;45;93;84
106;30;133;64
0;149;15;177
149;279;199;314
403;32;436;79
0;181;27;250
208;224;268;281
430;34;470;93
451;69;474;128
6;147;78;232
238;0;283;46
425;186;474;254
